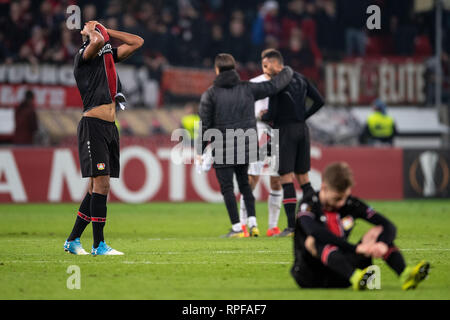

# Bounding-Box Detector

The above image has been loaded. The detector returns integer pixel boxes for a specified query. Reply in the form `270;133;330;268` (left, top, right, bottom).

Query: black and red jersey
295;191;397;253
73;26;121;112
298;192;378;240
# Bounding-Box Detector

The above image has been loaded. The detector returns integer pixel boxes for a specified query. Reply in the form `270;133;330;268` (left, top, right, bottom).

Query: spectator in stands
0;33;13;63
282;28;315;73
225;16;251;66
14;90;38;145
262;1;281;41
338;0;369;57
47;27;77;63
252;1;280;54
83;4;97;23
121;13;145;65
359;99;397;146
4;1;33;60
315;0;342;60
19;25;47;65
203;24;226;67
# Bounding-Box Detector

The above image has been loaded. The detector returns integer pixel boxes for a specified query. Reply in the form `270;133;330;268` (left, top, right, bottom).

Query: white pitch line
2;260;291;265
135;250;290;255
123;261;291;265
402;249;450;251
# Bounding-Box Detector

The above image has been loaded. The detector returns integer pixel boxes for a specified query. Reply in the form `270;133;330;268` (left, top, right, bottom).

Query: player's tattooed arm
80;22;105;60
106;28;144;62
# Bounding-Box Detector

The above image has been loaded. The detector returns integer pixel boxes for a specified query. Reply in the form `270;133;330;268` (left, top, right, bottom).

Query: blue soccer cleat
64;238;89;255
91;241;124;256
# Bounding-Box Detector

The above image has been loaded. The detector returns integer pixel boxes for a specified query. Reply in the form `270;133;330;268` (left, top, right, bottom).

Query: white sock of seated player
248;216;257;228
239;195;248;226
268;189;283;229
232;223;242;232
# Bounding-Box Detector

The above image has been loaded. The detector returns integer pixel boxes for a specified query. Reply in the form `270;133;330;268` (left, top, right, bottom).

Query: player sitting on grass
291;162;430;290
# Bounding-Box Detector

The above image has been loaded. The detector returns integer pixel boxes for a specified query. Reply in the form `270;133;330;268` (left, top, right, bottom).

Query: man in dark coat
197;53;293;237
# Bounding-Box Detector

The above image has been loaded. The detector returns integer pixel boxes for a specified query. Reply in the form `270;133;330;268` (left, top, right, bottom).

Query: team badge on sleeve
97;163;106;170
341;216;354;231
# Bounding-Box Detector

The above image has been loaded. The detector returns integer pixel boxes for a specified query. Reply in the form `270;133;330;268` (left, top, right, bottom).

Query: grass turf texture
0;200;449;300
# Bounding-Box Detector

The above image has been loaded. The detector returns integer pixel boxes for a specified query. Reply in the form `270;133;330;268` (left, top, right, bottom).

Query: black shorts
77;116;120;178
291;249;372;289
277;122;310;176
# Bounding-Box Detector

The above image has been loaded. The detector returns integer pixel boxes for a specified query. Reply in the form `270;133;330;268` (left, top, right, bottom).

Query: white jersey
250;74;270;117
248;74;278;177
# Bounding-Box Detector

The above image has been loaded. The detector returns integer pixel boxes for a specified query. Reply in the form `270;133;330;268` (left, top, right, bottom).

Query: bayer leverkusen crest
97;163;105;170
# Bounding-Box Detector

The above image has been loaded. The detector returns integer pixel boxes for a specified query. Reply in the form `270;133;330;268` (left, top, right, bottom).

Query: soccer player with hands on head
64;20;143;256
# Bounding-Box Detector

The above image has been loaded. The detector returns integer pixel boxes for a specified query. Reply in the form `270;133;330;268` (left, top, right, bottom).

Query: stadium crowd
0;0;447;73
1;0;449;146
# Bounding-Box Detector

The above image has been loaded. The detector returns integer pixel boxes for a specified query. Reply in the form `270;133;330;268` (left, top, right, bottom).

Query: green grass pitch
0;200;449;300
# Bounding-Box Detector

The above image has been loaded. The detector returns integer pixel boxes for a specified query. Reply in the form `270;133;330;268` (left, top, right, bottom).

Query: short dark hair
214;53;236;73
261;48;284;64
322;162;354;192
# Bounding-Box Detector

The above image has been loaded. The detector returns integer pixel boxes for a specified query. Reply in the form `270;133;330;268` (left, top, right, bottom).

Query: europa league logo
409;151;449;197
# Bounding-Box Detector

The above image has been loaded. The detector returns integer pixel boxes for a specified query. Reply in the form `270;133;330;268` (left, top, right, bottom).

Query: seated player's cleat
401;260;430;290
249;226;260;237
350;267;376;291
266;226;281;237
91;241;124;256
241;225;250;237
64;238;89;255
276;227;295;237
221;229;246;238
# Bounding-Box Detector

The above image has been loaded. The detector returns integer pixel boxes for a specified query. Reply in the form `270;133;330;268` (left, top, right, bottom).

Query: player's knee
296;173;309;185
304;236;318;257
280;173;293;184
88;178;94;194
249;176;259;189
93;177;110;195
270;177;282;190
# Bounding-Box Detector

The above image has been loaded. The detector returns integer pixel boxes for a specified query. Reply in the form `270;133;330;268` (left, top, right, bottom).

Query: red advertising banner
0;145;403;203
0;84;82;109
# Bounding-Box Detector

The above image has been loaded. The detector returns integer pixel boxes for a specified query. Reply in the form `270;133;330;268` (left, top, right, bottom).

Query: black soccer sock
68;192;91;241
325;247;355;280
91;193;108;248
282;183;297;229
383;246;406;276
301;182;314;199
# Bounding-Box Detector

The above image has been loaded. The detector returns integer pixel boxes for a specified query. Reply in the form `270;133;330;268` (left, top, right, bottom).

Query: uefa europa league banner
403;149;450;198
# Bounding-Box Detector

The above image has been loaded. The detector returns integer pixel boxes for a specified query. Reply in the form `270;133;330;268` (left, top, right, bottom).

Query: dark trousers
215;164;255;225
